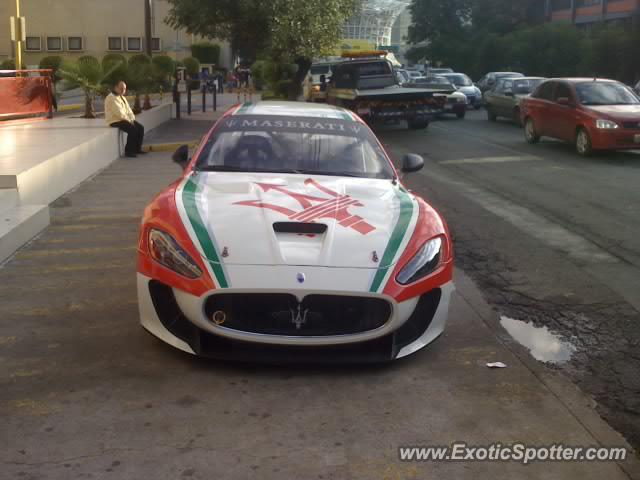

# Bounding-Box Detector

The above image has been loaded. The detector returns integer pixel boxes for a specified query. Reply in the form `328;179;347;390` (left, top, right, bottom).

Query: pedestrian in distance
105;80;147;158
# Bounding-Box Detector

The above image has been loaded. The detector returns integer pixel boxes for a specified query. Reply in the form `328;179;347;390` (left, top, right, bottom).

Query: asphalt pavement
376;110;640;451
1;108;639;479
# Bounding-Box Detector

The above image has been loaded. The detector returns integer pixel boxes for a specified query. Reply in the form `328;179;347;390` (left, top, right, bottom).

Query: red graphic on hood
234;179;375;235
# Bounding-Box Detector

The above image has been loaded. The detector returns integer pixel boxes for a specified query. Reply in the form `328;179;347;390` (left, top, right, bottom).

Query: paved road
376;110;640;450
1;111;639;479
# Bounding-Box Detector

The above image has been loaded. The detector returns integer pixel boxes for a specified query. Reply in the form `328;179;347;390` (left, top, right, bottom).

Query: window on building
551;0;571;10
25;36;41;51
67;36;84;51
151;37;161;52
127;37;142;51
108;37;123;51
46;36;63;51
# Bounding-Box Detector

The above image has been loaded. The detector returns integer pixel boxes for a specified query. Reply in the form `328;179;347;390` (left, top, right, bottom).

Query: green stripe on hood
369;188;414;293
182;176;229;288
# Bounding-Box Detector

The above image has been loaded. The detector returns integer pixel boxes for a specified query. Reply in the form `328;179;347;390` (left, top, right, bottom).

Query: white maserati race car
137;101;454;362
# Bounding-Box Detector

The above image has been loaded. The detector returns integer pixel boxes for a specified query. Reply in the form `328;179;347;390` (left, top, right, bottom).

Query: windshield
310;65;330;75
513;78;544;94
443;74;472;87
195;115;395;180
576;82;640;106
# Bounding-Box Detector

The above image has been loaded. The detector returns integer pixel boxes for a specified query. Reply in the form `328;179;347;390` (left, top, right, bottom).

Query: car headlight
456;96;467;103
596;119;619;129
148;229;202;279
396;237;443;285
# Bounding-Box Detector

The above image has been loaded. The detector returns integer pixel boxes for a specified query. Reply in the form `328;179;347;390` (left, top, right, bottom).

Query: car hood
586;105;640;120
176;172;418;269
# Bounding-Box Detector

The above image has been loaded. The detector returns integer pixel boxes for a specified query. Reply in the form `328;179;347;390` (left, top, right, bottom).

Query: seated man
105;81;146;158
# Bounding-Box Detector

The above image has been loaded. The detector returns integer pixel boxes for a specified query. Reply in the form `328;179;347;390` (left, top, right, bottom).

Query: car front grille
204;293;392;337
621;121;640;130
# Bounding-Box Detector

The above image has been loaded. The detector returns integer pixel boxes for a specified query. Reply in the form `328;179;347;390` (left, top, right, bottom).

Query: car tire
513;107;522;127
408;118;429;130
575;128;593;157
456;110;466;119
487;109;497;122
524;117;540;144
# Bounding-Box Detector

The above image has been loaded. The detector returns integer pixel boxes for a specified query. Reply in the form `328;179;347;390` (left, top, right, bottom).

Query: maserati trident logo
234;179;376;235
290;304;309;330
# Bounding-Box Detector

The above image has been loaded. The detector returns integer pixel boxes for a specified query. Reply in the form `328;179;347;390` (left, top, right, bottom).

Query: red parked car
521;78;640;156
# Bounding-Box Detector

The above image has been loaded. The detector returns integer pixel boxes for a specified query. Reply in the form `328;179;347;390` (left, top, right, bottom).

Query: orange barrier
0;69;53;121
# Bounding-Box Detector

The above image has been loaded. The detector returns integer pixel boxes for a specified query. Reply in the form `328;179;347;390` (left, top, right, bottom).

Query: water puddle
500;316;576;364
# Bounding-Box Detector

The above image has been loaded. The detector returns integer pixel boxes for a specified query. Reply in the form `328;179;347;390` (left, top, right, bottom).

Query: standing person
105;81;146;158
217;72;224;93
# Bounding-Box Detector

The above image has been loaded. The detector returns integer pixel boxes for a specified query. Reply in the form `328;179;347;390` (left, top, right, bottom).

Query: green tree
182;56;201;90
128;54;153;112
191;42;221;65
166;0;270;60
267;0;359;98
102;53;128;90
39;56;63;83
59;56;116;118
166;0;359;97
151;55;176;92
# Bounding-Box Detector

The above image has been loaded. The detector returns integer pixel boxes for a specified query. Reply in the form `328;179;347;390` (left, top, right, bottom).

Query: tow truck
326;52;453;129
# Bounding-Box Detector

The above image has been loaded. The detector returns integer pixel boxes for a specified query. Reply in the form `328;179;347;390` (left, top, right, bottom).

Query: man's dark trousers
111;120;144;155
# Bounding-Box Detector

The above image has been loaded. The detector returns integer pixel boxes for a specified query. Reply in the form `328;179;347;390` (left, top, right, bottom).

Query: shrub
102;53;127;88
39;56;63;83
190;42;221;65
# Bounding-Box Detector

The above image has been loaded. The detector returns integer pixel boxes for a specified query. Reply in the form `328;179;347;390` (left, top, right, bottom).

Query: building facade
544;0;640;26
0;0;232;68
341;0;411;49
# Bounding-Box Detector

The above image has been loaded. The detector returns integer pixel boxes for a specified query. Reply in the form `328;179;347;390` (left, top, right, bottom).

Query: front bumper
137;273;453;363
589;127;640;150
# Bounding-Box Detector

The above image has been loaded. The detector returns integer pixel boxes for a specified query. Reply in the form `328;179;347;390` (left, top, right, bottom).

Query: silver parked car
485;77;546;125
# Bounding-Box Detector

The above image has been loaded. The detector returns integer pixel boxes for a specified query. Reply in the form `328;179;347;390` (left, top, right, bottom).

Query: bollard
213;88;217;111
187;87;192;115
202;88;206;113
175;91;181;120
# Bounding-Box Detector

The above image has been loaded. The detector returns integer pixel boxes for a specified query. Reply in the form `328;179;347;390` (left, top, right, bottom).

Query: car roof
545;77;619;83
230;101;358;121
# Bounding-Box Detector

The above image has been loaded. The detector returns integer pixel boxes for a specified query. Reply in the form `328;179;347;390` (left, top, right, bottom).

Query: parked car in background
428;67;454;75
477;72;524;96
406;70;424;81
441;73;483;109
521;78;640;156
395;69;411;85
485;77;545;125
407;76;467;119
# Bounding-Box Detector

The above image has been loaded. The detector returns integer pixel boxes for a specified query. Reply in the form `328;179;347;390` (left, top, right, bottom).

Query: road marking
440;155;540;165
423;169;618;264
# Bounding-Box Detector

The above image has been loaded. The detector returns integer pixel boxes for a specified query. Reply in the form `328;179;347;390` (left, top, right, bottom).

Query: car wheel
408;118;429;130
575;128;593;157
524;117;540;144
487;109;497;122
513;107;522;127
456;110;466;119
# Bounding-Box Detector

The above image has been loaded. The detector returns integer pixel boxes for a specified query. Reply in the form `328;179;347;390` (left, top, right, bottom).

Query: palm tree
59;56;122;119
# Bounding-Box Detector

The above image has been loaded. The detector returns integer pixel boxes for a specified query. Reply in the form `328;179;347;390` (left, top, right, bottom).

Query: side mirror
401;154;424;174
172;145;190;170
556;97;571;106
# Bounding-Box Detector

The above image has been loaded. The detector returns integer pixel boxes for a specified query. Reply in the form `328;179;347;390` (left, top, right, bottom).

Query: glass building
342;0;411;48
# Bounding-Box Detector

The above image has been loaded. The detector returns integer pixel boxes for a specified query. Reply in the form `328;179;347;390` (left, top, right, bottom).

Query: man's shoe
125;153;137;158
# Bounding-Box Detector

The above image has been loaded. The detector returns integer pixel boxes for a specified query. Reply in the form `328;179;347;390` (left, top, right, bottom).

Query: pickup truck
326;55;452;129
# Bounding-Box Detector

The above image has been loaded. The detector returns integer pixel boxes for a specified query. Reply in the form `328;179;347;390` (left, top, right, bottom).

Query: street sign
10;16;26;42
